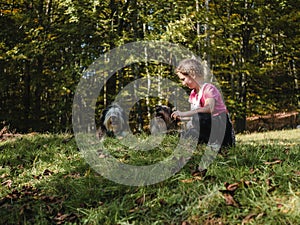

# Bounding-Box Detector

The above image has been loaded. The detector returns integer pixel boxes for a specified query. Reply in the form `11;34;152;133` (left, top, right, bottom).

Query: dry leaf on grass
294;171;300;176
219;180;252;208
222;193;240;207
1;179;12;188
135;195;146;205
54;212;80;224
242;213;256;224
180;176;203;183
224;182;240;192
264;159;282;165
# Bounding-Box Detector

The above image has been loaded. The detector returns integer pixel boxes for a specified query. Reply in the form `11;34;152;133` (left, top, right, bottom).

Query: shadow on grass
0;134;163;224
0;134;74;169
0;132;299;224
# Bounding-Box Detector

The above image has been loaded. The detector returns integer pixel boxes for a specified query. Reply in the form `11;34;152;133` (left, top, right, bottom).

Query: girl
171;58;235;149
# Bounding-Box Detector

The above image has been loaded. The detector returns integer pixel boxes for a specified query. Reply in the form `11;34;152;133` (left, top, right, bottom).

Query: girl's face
177;72;198;90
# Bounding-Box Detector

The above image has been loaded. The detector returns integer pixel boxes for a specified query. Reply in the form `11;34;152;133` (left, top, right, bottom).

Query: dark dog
150;105;180;134
97;103;129;139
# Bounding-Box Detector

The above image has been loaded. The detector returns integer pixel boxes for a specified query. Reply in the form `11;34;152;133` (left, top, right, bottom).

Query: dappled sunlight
236;129;300;146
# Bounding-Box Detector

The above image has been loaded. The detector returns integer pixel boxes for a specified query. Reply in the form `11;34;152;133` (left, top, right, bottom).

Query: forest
1;0;299;133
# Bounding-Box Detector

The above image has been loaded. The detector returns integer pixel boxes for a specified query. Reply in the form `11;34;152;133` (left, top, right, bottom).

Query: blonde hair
176;59;204;78
176;58;213;82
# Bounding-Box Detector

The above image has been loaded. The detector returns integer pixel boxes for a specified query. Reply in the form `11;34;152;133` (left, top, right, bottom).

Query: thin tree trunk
235;0;252;133
33;56;44;130
204;0;211;67
24;61;31;124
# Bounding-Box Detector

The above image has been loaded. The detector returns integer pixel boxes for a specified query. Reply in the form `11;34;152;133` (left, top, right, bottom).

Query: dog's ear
165;105;172;115
100;107;109;124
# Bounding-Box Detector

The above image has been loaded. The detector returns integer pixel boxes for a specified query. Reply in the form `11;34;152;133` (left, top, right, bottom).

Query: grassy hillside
0;129;299;224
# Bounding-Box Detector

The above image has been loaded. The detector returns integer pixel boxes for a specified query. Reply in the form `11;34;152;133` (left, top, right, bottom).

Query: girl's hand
171;111;183;119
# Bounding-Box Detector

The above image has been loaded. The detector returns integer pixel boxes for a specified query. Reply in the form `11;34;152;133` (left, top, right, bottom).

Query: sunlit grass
0;129;299;224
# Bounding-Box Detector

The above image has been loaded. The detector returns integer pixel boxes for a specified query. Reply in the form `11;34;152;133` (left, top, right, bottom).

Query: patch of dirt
246;111;299;132
0;126;21;141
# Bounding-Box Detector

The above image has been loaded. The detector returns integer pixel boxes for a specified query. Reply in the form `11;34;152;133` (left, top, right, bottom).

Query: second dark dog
150;105;180;134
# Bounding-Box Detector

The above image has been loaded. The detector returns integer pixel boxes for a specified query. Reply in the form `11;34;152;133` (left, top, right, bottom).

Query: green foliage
0;0;299;132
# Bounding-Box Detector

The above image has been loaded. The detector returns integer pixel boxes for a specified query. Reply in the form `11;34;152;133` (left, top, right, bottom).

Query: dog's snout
110;116;118;122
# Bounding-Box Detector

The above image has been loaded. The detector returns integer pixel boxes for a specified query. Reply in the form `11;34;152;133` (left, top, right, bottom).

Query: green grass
0;129;299;224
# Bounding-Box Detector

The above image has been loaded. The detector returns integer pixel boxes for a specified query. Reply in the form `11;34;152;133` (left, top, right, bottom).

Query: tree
1;0;299;133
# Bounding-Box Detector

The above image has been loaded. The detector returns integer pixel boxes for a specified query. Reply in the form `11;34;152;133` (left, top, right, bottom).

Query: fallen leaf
63;172;81;179
264;159;282;165
223;193;240;207
224;182;240;192
135;195;145;205
277;203;283;208
180;178;195;183
33;174;42;180
0;127;8;137
1;179;12;188
242;213;256;224
249;168;259;174
5;189;21;201
0;173;9;179
266;178;272;186
180;175;203;183
192;168;207;177
256;213;264;219
159;199;167;206
54;213;69;223
43;169;53;176
54;212;79;224
294;171;300;176
243;180;251;187
203;217;224;225
128;207;139;213
267;185;279;193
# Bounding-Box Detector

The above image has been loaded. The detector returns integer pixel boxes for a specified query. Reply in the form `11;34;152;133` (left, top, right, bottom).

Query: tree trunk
235;0;253;133
23;61;31;126
235;71;247;133
204;0;211;67
33;56;44;130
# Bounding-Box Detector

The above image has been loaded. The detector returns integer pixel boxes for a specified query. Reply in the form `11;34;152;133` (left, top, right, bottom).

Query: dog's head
101;103;128;137
155;105;173;125
150;105;179;134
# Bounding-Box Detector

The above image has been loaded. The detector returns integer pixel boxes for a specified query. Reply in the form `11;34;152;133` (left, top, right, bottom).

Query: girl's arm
171;98;215;118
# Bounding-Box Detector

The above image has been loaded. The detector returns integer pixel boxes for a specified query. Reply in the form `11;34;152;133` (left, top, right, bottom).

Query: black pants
183;112;235;148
